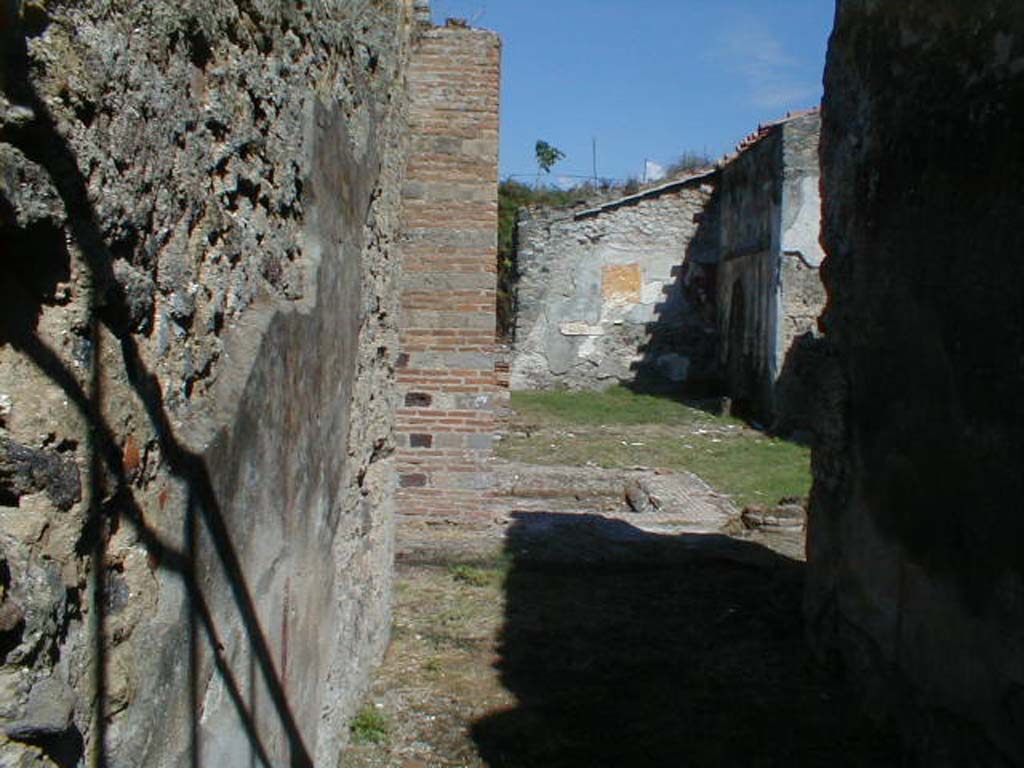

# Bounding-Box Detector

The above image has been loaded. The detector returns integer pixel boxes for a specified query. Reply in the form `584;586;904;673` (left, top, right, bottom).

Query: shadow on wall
0;25;312;768
627;186;723;402
470;512;902;768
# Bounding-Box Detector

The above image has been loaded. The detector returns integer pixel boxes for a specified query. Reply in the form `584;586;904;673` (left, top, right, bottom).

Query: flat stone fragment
627;472;737;535
741;503;805;530
559;321;605;337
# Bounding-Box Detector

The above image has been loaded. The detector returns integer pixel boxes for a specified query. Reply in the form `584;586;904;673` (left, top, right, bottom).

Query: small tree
534;140;565;179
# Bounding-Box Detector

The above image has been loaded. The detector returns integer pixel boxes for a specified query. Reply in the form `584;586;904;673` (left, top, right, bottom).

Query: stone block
405;392;432;408
409;434;433;449
466;434;493;451
454;393;495;411
400;474;428;489
4;676;76;741
434;433;465;449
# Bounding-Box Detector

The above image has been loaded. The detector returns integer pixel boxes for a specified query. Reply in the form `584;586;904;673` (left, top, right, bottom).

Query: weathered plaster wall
779;114;826;355
510;177;720;392
717;127;783;416
717;111;823;422
0;1;415;765
396;23;502;520
808;3;1024;764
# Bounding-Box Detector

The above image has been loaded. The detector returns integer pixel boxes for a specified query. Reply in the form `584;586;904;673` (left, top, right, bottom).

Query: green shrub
350;705;389;745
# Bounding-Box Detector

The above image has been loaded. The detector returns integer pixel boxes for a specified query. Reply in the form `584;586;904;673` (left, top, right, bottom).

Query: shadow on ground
471;512;902;768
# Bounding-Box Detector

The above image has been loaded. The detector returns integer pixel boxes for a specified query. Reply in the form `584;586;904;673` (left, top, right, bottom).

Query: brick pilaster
397;25;501;519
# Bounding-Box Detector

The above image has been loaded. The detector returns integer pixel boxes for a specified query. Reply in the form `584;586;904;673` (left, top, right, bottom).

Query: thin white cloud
645;161;666;182
708;16;820;112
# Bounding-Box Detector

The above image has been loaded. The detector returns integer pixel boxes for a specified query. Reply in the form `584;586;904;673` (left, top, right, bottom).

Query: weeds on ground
447;563;496;588
350;706;390;745
448;563;491;587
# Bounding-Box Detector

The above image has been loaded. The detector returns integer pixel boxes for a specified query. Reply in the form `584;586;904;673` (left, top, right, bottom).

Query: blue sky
430;1;835;184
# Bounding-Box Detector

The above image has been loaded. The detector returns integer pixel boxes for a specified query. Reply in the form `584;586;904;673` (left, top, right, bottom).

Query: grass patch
501;388;811;509
510;386;704;426
350;705;389;745
447;563;494;588
668;434;810;508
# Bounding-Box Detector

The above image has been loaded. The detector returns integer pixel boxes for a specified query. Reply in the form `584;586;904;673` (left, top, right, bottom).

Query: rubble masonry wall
0;1;418;764
510;181;720;393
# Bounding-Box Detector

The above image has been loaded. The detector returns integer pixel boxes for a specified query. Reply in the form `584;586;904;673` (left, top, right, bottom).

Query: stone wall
396;23;502;520
510;176;720;392
0;1;416;765
807;2;1024;764
509;113;824;419
716;111;823;423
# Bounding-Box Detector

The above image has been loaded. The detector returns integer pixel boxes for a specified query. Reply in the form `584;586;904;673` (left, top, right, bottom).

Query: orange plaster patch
602;264;642;304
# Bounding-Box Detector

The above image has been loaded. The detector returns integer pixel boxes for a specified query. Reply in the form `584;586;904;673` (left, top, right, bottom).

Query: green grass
667;434;810;509
501;387;811;509
510;386;705;426
350;706;390;745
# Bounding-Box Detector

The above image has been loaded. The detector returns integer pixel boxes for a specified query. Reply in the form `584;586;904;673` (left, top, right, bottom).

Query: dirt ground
342;457;903;768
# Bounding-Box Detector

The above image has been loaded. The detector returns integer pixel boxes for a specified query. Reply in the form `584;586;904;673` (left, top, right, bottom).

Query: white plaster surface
782;175;825;267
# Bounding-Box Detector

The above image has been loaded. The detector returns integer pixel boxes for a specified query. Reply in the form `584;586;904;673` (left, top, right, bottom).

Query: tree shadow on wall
471;512;903;768
627;185;724;406
1;17;312;768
